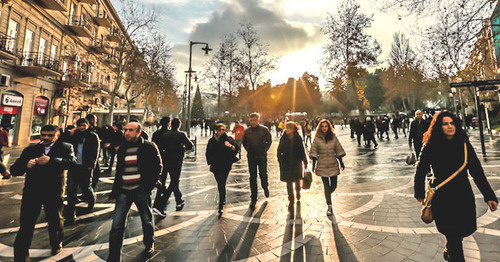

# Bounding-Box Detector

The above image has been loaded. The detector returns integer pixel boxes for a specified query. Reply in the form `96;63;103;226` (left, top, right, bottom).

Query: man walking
65;118;100;224
242;113;272;209
409;110;429;159
152;116;171;217
107;123;124;173
10;125;76;260
108;122;162;261
153;118;193;217
86;114;102;190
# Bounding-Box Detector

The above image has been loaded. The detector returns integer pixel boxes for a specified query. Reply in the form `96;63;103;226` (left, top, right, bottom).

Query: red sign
0;106;18;114
34;97;49;115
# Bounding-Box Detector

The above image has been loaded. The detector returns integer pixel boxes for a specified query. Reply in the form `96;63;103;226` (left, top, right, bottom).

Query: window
38;37;47;64
6;19;19;52
23;29;34;53
50;44;58;60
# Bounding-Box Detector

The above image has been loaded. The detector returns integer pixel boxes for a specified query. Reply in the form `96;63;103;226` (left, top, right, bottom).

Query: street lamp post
186;41;211;137
450;87;457;114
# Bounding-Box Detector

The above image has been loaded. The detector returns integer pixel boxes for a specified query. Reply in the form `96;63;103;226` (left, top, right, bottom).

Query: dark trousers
356;133;362;145
445;234;465;262
14;193;63;261
321;176;338;205
108;188;154;262
213;169;230;209
366;136;378;147
154;161;182;210
413;141;423;159
286;180;301;201
91;164;101;190
248;157;269;202
102;147;110;166
109;150;117;170
350;128;354;138
66;167;95;218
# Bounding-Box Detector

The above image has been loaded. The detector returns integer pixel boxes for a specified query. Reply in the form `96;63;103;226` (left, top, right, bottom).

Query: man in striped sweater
108;122;162;261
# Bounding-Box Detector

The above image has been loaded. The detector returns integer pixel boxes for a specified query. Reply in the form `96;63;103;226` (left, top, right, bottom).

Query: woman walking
414;111;497;261
277;122;308;210
206;123;239;215
309;119;346;216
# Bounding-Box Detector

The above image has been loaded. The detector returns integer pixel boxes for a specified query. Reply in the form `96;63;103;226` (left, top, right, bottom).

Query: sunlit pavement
0;127;498;261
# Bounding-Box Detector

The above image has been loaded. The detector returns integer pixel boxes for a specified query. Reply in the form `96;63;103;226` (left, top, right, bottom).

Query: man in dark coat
108;122;162;260
65;118;100;224
107;123;124;173
409;110;429;159
10;125;76;260
353;118;363;146
242;112;272;209
152;116;170;216
86;114;102;190
363;117;378;148
152;116;170;145
152;118;193;217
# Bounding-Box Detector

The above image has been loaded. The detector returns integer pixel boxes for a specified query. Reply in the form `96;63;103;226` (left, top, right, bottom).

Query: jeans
91;164;101;190
14;193;63;261
321;176;338;205
154;161;183;210
248;157;269;202
213;169;230;209
286;181;301;201
66;167;95;218
108;187;154;262
445;234;465;262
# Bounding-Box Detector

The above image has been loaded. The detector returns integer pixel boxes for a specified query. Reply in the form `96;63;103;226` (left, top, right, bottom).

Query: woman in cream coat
309;119;346;216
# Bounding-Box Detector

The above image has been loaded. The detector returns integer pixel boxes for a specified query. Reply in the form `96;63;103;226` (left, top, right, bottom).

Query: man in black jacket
409;110;429;159
66;118;100;224
107;123;124;173
242;112;272;209
86;114;102;190
10;125;76;260
151;116;170;215
108;122;162;260
153;118;193;217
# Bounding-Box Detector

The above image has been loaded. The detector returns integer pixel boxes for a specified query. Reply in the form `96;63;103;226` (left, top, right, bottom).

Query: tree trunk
126;102;131;123
142;88;151;122
109;94;116;125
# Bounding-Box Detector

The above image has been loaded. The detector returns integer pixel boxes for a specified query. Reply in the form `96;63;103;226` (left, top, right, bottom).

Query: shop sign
2;94;23;107
0;106;18;115
34;97;49;115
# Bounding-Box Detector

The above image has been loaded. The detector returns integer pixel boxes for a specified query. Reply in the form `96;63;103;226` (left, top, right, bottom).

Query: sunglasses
40;134;55;137
218;129;226;131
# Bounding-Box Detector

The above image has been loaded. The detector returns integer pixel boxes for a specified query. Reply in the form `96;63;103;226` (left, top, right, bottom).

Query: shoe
374;144;378;148
443;248;449;261
326;205;333;216
87;197;96;212
51;244;62;255
175;200;185;211
153;207;166;218
144;243;154;258
249;200;256;209
263;187;270;198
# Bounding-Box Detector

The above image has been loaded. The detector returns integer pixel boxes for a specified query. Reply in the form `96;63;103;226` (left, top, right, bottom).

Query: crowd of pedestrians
1;109;498;262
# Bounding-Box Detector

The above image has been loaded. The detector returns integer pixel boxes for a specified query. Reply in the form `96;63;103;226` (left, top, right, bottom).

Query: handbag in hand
302;168;313;189
421;142;468;224
406;152;416;165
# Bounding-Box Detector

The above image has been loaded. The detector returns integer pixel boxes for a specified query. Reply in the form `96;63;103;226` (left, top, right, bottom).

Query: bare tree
237;22;277;91
107;0;158;125
321;0;381;113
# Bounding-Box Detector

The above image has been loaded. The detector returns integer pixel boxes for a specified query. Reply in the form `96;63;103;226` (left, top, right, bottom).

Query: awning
92;108;145;115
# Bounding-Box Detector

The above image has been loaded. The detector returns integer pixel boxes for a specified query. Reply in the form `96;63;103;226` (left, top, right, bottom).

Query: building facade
0;0;144;147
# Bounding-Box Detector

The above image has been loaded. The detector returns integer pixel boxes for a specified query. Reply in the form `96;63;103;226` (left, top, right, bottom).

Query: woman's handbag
406;152;416;165
421;143;468;224
302;168;313;189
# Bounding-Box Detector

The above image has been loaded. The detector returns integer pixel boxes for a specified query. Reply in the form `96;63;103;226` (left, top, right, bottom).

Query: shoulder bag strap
434;142;468;190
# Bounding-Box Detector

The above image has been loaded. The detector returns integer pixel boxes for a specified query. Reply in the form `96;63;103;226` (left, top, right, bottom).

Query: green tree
364;69;386;110
191;85;205;120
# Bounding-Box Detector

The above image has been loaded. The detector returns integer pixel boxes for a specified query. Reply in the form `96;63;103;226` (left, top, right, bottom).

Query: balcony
104;53;118;65
67;16;93;38
0;33;18;61
94;11;112;28
90;39;110;54
37;0;67;11
78;0;97;4
62;69;90;87
17;52;61;77
107;29;120;42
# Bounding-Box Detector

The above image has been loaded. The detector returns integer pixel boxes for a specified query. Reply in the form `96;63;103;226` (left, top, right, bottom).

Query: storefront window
1;91;23;145
30;96;49;141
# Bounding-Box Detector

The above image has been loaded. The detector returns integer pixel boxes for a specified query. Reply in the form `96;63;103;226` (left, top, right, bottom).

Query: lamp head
202;44;212;56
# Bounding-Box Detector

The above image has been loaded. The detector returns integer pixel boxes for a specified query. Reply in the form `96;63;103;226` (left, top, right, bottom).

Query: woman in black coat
277;122;308;209
206;123;239;215
414;111;497;261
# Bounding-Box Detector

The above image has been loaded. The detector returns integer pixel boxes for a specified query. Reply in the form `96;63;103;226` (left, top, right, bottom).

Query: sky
110;0;423;91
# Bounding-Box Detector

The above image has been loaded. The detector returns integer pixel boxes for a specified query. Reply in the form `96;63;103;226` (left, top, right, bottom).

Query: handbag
302;168;313;189
421;142;468;224
406;152;416;165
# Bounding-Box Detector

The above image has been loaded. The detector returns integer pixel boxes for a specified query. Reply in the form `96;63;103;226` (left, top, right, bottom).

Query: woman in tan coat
309;119;346;216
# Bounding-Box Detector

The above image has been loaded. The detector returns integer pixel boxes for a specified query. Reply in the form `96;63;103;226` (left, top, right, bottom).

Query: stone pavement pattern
0;127;498;261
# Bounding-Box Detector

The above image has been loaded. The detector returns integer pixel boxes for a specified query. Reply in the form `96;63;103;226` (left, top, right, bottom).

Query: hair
41;125;60;133
128;122;142;132
249;112;260;119
234;120;240;124
76;118;89;126
160;116;170;126
171;118;181;130
284;121;299;132
216;123;226;131
85;114;96;122
65;125;75;132
314;119;334;141
113;122;122;130
423;111;467;147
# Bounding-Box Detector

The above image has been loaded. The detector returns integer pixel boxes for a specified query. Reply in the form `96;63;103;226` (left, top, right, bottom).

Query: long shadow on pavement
329;214;358;261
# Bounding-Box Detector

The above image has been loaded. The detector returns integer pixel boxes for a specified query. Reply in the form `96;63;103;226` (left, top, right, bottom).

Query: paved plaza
0;127;498;261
